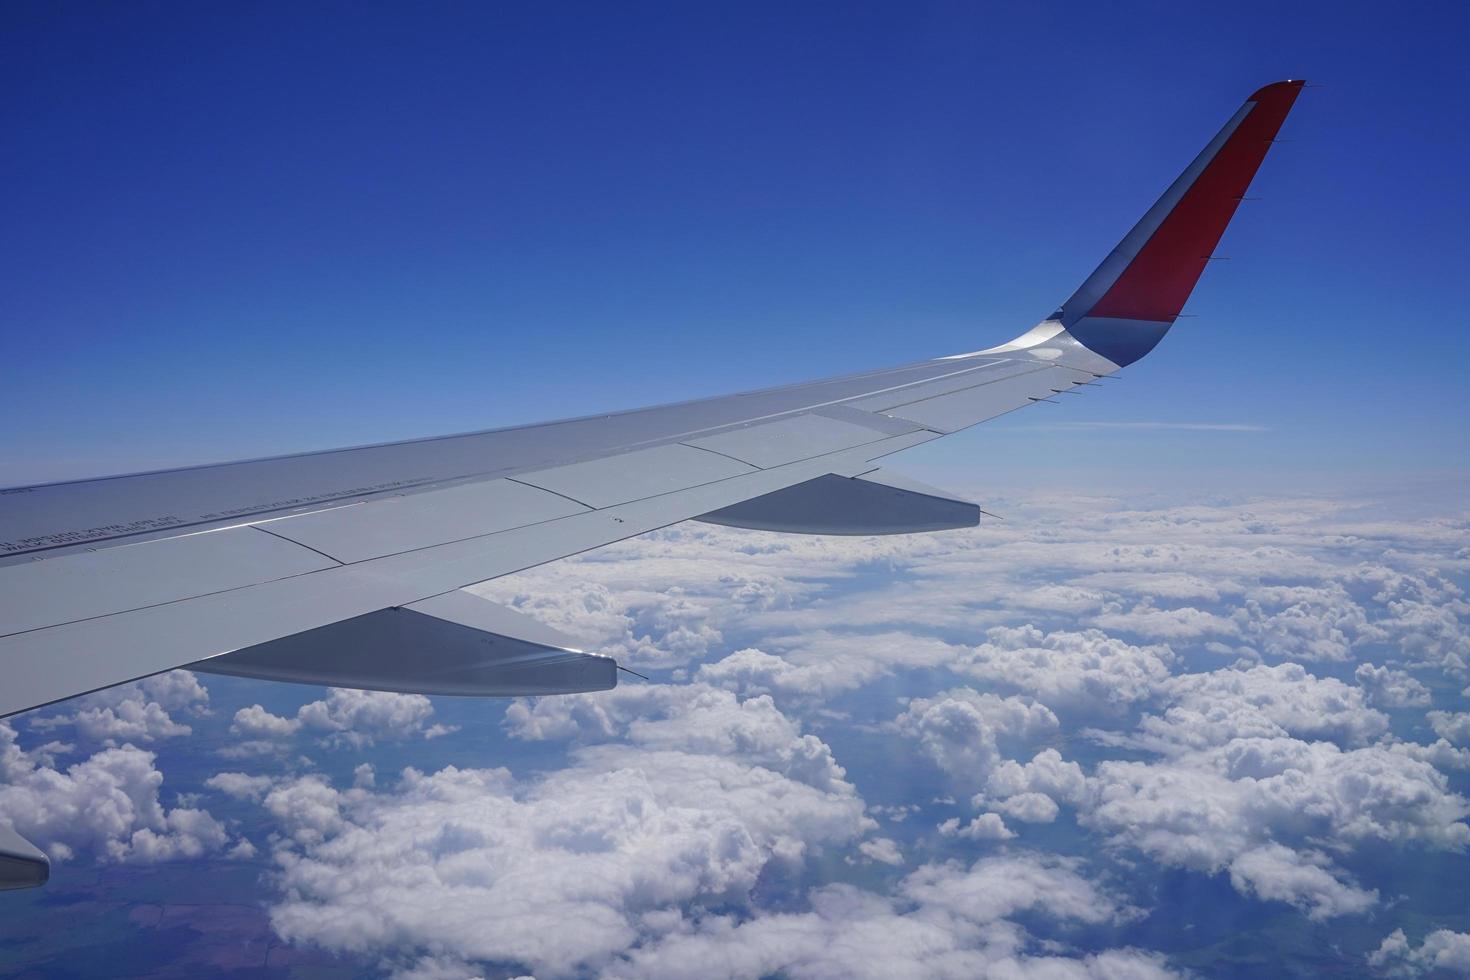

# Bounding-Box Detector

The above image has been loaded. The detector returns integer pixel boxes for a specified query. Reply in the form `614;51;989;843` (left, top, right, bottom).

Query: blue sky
3;1;1467;488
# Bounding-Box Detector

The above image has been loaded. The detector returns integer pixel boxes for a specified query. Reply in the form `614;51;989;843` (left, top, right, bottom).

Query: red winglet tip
1248;79;1306;102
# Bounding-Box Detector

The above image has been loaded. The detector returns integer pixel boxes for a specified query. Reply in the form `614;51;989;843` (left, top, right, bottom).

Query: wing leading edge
0;81;1304;721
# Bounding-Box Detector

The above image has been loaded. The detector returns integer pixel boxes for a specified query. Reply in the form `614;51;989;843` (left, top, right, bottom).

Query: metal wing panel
843;358;1040;411
681;412;916;469
0;527;337;637
260;477;589;564
510;443;757;508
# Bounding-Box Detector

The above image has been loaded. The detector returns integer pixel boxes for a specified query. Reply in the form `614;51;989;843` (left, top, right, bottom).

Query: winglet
1060;80;1305;366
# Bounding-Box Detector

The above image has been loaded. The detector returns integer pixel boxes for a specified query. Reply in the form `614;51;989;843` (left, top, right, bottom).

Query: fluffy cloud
1226;844;1377;920
506;683;851;792
242;682;883;976
604;854;1173;980
28;670;210;744
0;720;231;864
696;631;963;700
1355;663;1433;708
1385;738;1470;771
228;689;452;750
1427;711;1470;746
939;813;1015;841
951;626;1176;713
981;748;1087;822
892;689;1059;793
1084;737;1468;918
1130;663;1389;753
204;772;275;801
855;837;904;866
1369;927;1470;976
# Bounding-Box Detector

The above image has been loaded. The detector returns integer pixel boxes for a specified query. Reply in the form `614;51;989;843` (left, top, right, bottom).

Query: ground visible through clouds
3;485;1470;979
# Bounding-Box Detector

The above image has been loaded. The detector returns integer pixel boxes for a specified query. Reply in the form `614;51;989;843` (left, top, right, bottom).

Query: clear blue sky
3;1;1466;490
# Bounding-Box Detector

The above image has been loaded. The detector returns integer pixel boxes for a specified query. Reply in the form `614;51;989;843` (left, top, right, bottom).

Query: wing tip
1248;79;1306;102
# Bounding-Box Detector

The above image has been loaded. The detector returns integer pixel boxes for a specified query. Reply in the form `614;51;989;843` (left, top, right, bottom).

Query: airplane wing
0;81;1304;722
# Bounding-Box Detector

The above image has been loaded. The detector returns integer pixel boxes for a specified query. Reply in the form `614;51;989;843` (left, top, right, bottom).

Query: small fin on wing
196;590;616;697
696;469;979;535
1058;80;1305;367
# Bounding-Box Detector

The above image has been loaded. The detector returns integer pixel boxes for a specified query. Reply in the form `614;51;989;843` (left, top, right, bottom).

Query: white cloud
228;689;448;749
891;689;1059;793
1385;738;1470;771
1369;927;1470;976
697;632;963;700
951;627;1176;714
939;813;1015;841
250;683;874;976
1355;663;1433;708
0;720;231;865
1427;711;1470;746
1083;737;1468;917
205;772;275;801
981;749;1087;823
231;703;301;739
855;837;903;866
261;752;870;977
605;854;1174;980
28;670;210;744
1227;844;1377;920
1131;663;1389;753
995;792;1060;824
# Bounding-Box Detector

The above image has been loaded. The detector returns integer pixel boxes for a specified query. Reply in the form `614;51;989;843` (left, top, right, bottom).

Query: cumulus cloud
604;854;1173;980
1355;663;1433;708
227;689;452;750
1226;844;1377;920
981;748;1087;822
1369;927;1470;976
1427;711;1470;746
255;723;872;975
0;720;231;864
939;813;1015;841
951;626;1176;714
855;837;904;866
28;670;210;744
1385;738;1470;771
1129;663;1389;753
891;689;1059;793
1084;737;1468;917
205;772;275;801
696;631;963;700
